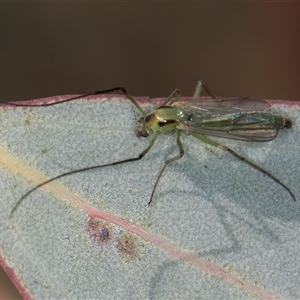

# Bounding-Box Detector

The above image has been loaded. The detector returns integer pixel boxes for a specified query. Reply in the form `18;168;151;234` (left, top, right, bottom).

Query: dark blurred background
1;2;300;299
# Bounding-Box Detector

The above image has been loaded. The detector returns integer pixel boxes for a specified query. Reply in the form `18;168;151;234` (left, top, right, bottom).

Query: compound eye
135;126;149;137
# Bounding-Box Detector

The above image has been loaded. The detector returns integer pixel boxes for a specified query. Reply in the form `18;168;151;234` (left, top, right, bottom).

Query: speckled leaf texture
0;94;299;300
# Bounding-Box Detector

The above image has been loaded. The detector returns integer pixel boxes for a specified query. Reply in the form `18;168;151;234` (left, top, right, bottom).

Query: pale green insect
10;81;295;216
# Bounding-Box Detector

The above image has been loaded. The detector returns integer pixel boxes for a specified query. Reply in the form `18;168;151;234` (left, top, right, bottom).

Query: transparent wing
178;112;278;142
173;97;271;115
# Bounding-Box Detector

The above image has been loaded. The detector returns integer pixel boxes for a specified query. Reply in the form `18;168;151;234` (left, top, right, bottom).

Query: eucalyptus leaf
0;95;299;299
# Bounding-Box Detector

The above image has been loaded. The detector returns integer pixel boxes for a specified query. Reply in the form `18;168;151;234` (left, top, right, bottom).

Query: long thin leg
10;133;160;217
192;80;216;100
162;80;216;108
190;132;296;202
148;132;184;205
160;88;181;106
9;87;146;117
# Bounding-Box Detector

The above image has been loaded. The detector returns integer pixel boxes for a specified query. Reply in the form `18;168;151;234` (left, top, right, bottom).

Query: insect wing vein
173;97;271;115
179;112;278;141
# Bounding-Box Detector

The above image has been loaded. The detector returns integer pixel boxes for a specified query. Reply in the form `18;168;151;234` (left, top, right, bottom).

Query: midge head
10;81;296;217
135;117;149;137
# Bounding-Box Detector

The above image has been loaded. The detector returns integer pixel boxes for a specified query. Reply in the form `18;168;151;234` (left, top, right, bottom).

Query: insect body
10;81;295;216
137;81;294;204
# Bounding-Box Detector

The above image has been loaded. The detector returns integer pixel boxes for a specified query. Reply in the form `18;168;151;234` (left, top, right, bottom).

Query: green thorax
144;106;189;134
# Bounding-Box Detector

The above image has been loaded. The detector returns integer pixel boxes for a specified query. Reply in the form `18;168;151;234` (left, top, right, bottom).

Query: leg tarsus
148;132;184;205
10;133;159;217
8;87;147;116
193;80;216;100
225;147;296;202
190;132;296;202
160;88;181;106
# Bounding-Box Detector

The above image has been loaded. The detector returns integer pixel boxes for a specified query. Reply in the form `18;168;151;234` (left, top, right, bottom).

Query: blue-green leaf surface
0;95;299;299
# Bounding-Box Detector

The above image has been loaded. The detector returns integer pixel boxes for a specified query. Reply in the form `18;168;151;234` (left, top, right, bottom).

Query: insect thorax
145;106;189;134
